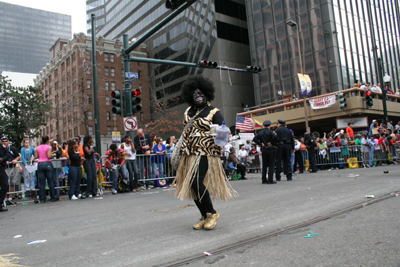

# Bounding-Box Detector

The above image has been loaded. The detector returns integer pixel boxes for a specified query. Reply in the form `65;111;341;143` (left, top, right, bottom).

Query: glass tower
0;1;71;74
86;0;254;126
246;0;400;105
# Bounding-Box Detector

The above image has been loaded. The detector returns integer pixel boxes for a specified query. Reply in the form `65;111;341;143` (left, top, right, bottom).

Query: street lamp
377;57;389;123
286;20;303;74
286;19;309;132
383;73;390;122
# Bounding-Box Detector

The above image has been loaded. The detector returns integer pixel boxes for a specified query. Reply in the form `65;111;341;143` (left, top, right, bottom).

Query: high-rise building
34;33;150;151
246;0;400;105
86;0;255;126
0;1;72;74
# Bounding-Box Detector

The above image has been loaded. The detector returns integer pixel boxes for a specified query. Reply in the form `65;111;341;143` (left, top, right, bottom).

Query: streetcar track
156;191;399;267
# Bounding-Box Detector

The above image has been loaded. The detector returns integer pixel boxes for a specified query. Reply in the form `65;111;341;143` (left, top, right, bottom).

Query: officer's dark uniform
305;133;317;172
253;120;277;184
275;120;294;181
0;143;11;211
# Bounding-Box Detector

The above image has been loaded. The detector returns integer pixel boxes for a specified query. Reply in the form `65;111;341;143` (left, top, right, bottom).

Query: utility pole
91;13;101;154
123;34;134;140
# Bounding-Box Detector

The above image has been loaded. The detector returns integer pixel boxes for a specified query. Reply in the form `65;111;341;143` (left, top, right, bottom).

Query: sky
2;0;87;36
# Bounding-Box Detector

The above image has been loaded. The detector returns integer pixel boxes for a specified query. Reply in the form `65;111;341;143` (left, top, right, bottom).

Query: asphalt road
0;165;399;267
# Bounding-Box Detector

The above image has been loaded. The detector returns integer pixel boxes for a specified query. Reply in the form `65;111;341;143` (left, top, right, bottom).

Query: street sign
125;72;138;78
124;116;138;131
129;77;135;83
112;131;121;144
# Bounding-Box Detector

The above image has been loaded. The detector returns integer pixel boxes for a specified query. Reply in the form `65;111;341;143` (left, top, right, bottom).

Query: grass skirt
173;155;238;201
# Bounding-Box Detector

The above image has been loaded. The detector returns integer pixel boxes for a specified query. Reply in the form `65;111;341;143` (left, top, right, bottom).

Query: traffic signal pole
124;0;196;55
123;34;135;140
128;57;252;73
91;13;101;154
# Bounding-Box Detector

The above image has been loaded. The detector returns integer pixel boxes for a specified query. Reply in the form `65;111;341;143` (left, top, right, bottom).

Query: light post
287;19;309;132
383;73;390;123
286;20;304;74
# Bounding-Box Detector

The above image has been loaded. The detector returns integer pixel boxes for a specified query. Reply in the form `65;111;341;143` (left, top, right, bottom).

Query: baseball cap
1;135;8;141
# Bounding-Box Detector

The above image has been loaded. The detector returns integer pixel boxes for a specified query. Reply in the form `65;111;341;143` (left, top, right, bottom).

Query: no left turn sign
124;117;138;131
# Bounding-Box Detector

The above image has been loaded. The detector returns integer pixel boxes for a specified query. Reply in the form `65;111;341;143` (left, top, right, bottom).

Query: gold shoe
204;211;220;230
193;217;206;230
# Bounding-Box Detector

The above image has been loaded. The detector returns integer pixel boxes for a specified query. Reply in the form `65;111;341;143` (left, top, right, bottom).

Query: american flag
236;115;254;131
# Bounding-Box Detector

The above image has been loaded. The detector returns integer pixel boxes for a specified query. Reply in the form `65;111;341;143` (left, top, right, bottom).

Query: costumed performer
173;75;237;230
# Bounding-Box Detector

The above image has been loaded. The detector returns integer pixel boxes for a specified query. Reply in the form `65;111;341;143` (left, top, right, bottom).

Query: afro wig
181;75;215;106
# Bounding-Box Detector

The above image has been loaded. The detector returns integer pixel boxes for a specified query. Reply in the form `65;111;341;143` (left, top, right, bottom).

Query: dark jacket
134;133;152;155
4;145;19;167
0;145;11;168
253;128;277;148
227;153;239;164
305;136;317;151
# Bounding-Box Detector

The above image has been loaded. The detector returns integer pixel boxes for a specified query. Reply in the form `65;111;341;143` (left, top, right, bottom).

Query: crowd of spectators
1;118;399;211
1;128;179;210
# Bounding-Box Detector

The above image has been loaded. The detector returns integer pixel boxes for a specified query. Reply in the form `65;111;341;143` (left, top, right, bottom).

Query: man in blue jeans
105;144;126;194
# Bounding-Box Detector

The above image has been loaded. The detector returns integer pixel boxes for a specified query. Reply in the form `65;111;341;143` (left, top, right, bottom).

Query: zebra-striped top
181;105;224;156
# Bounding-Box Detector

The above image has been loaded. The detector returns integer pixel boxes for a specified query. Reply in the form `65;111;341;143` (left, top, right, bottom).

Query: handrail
239;87;400;116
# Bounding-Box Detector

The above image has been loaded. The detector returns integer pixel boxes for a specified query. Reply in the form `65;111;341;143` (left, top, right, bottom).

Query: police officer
304;132;318;172
275;120;294;181
0;136;11;211
253;120;277;184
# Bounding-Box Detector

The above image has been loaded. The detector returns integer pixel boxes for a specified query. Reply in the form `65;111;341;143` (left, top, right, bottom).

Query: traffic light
165;0;186;9
131;88;142;113
198;60;218;68
365;89;373;109
245;65;262;73
338;92;347;111
111;90;122;115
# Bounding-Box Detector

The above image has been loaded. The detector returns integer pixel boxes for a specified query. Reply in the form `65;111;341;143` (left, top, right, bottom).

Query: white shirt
294;140;301;151
238;149;247;159
223;143;232;158
361;138;369;153
122;142;136;160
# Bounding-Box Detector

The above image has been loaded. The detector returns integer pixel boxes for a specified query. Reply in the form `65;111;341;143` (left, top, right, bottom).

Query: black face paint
193;89;207;108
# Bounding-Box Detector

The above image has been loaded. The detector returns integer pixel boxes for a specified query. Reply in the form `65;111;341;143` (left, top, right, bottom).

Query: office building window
106;111;110;120
111;82;116;91
104;53;109;62
105;67;109;76
107;126;111;135
106;97;110;105
88;111;93;120
112;113;117;121
110;54;115;62
105;81;109;90
87;80;92;89
89;126;93;135
110;68;115;77
86;51;91;60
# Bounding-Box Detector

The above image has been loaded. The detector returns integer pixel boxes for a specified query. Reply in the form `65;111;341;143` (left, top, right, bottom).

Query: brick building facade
34;33;150;149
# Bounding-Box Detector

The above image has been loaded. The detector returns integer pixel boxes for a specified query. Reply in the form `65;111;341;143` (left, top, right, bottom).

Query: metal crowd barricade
245;143;399;174
97;153;176;191
5;158;70;198
133;153;175;185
